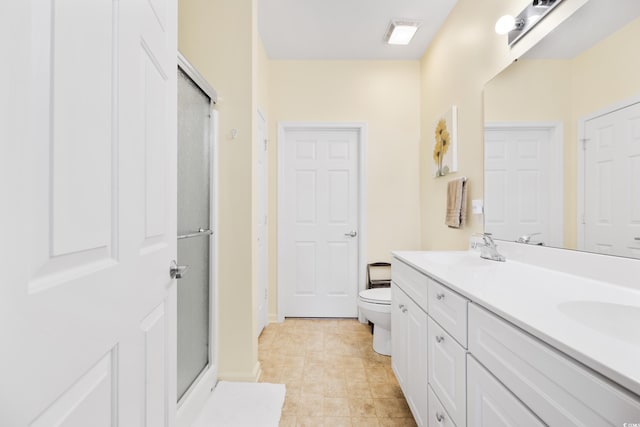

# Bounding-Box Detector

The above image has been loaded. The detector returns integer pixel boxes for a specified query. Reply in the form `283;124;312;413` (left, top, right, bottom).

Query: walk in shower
177;55;217;405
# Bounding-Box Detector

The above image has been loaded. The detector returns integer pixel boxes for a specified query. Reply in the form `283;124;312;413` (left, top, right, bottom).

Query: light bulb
495;15;516;35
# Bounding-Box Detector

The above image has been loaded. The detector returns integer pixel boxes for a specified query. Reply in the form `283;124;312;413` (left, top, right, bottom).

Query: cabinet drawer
392;258;428;310
428;385;458;427
428;279;468;347
428;317;467;427
469;303;640;426
467;355;544;427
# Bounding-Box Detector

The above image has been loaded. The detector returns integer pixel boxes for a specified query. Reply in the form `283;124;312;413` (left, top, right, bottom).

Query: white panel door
584;101;640;258
1;0;177;425
256;111;268;335
281;128;359;317
484;127;559;246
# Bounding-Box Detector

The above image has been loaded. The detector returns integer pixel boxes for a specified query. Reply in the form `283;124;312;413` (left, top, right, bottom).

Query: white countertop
392;250;640;397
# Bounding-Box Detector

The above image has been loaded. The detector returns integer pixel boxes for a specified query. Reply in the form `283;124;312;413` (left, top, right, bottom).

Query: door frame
256;107;268;336
176;53;220;427
484;121;564;248
577;94;640;250
276;122;367;322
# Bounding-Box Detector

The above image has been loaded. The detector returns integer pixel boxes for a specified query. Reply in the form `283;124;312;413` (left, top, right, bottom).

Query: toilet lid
359;287;391;304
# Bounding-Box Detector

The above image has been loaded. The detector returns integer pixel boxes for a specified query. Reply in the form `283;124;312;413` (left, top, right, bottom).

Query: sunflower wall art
432;106;458;177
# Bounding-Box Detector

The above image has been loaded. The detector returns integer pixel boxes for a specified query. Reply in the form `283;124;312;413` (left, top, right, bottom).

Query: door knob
170;260;188;279
344;231;358;237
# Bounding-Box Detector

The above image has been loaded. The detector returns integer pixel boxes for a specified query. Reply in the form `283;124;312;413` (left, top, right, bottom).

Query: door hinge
264;288;268;300
581;214;586;225
264;139;268;151
581;138;590;150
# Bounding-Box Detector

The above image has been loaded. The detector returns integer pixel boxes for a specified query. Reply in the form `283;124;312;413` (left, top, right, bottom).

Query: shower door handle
170;260;188;279
178;228;213;240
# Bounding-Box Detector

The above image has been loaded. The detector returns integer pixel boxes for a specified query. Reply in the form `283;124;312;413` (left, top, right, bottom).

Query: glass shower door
177;68;212;400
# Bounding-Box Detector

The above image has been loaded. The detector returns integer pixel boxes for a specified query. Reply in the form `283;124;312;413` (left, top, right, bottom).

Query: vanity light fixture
384;20;421;45
494;15;524;35
496;0;564;46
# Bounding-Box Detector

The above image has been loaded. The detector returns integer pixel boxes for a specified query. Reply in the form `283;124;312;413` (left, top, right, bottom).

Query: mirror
483;0;640;259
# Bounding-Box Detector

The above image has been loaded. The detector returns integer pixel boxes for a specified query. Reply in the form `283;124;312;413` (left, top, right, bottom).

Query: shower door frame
176;53;219;427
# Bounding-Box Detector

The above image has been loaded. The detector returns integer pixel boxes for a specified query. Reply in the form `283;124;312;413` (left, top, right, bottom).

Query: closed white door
256;111;268;335
280;128;360;318
484;126;560;246
1;0;177;425
584;102;640;258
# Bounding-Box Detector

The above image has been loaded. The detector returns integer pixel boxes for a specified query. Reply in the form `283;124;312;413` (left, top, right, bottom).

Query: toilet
358;287;392;356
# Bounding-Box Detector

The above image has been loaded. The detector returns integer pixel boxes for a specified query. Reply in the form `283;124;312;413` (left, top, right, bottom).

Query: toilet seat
359;287;391;305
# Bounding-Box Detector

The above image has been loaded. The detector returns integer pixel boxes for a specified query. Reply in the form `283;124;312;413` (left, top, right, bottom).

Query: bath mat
192;381;286;427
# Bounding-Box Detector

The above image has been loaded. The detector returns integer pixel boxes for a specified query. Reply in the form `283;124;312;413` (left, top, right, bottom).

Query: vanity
391;244;640;427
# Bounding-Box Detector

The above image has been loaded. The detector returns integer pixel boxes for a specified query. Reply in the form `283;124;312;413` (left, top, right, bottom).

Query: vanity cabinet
467;355;544;427
391;282;428;426
392;260;469;427
392;254;640;427
469;303;640;425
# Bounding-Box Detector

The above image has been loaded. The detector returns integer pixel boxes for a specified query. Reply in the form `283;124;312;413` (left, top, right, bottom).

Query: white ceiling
258;0;458;60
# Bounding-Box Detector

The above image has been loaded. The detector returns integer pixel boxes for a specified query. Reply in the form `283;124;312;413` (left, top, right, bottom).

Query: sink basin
558;301;640;344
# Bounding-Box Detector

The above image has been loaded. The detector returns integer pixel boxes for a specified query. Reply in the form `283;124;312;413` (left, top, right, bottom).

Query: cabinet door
407;297;429;426
469;303;640;425
467;356;544;427
391;283;408;391
428;317;467;427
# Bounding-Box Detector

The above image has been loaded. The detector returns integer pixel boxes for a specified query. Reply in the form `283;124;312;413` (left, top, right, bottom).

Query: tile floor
258;318;417;427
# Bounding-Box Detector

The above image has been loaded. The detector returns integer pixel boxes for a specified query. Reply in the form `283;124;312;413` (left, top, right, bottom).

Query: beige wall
418;0;588;250
571;16;640;118
179;0;260;381
482;15;640;249
267;60;423;320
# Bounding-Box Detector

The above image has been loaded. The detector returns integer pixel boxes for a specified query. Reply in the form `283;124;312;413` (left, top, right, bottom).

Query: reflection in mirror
483;0;640;259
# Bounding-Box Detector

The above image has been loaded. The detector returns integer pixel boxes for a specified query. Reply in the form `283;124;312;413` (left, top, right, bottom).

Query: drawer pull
436;293;445;300
435;335;445;343
402;307;408;313
436;412;445;422
398;304;405;309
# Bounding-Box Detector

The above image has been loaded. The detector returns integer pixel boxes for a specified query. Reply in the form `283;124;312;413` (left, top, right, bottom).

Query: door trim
176;54;219;427
276;122;368;322
577;94;640;251
485;121;564;248
256;107;268;336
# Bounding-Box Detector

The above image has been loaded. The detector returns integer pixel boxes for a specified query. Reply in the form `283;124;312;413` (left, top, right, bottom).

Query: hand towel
445;177;467;228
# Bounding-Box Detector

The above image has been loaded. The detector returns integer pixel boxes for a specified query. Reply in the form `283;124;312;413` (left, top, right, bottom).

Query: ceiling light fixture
384;20;421;45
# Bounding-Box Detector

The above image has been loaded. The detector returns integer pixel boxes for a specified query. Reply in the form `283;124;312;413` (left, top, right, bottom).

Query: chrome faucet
474;233;506;262
517;233;541;244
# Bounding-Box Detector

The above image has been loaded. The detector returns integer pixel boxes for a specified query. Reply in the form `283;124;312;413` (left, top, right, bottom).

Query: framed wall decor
433;106;458;177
